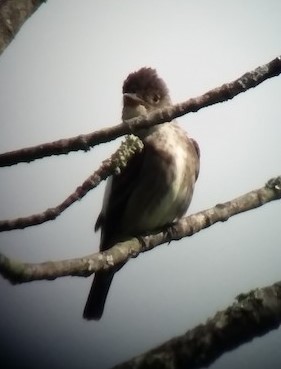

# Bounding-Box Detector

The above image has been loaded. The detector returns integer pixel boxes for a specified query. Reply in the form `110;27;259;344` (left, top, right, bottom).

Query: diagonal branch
111;281;281;369
0;135;143;232
0;0;45;55
0;176;280;284
0;56;280;167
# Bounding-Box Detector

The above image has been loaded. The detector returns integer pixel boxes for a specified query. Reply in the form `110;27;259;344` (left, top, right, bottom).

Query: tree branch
0;135;143;232
0;0;45;55
111;281;281;369
0;176;280;284
0;56;280;167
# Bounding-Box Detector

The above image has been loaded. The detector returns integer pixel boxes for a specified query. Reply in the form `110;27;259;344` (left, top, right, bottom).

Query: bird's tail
83;271;115;320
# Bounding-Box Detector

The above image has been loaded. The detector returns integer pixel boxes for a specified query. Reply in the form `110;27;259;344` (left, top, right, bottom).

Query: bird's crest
122;67;169;99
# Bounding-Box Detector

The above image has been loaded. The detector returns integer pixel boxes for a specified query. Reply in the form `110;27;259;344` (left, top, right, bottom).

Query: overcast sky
0;1;280;368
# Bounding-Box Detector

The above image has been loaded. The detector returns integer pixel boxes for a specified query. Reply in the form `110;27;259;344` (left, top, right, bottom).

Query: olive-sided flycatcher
83;67;200;320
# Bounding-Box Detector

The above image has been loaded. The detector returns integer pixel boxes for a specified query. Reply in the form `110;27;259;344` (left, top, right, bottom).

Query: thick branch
112;281;281;369
0;176;280;283
0;56;280;167
0;135;143;232
0;0;45;55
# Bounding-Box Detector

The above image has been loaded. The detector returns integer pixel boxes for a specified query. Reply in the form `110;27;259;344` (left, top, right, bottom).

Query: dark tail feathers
83;271;114;320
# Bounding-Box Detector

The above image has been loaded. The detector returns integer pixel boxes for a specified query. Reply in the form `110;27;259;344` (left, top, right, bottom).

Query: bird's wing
190;137;200;180
95;147;145;251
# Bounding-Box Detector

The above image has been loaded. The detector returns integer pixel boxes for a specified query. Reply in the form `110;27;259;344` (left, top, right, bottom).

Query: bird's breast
121;123;197;234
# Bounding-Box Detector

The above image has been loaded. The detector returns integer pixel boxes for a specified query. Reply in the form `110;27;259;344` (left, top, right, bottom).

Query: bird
83;67;200;320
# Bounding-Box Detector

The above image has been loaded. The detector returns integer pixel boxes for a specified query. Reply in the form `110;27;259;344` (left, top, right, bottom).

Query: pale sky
0;1;280;368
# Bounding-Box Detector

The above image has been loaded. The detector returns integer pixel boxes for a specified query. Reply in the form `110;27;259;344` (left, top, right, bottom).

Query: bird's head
122;67;171;121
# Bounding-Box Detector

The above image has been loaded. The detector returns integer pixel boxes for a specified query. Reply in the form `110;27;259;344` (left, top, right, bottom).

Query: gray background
0;1;280;368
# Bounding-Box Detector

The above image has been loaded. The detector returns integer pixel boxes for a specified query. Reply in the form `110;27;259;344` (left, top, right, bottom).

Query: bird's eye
152;94;160;104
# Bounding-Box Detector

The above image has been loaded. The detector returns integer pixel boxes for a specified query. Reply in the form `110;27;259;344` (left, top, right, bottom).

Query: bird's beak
123;93;144;107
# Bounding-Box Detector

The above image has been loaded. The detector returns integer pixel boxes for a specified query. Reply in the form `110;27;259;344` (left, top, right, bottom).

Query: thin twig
0;176;280;283
0;135;143;232
0;56;280;167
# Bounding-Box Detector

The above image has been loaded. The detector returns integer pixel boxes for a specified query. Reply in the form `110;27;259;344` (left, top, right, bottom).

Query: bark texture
0;176;280;283
0;0;45;55
0;56;280;167
112;282;281;369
